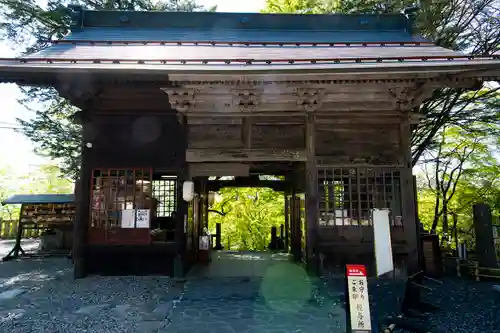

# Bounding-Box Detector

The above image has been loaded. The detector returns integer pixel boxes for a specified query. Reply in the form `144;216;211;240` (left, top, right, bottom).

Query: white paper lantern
182;181;194;202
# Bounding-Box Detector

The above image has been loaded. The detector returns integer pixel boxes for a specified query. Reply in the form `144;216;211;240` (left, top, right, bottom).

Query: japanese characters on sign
136;209;150;228
346;264;372;332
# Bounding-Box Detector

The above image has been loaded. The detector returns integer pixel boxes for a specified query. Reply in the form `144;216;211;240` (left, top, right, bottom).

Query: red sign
346;264;371;332
346;264;367;277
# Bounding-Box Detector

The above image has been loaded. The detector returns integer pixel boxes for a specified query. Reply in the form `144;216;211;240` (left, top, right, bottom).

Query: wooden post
175;114;188;277
291;188;299;261
214;223;223;250
73;124;92;279
473;203;497;268
400;121;420;275
284;195;290;251
305;113;319;273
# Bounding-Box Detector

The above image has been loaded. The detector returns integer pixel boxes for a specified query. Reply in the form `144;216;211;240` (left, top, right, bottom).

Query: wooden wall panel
251;125;305;149
188;124;242;149
315;123;401;164
86;114;185;168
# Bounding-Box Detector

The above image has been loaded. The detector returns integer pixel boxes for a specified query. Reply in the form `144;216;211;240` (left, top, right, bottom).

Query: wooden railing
0;220;42;239
445;257;500;281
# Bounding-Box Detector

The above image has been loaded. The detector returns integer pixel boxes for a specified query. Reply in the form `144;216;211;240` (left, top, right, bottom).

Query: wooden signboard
346;264;372;332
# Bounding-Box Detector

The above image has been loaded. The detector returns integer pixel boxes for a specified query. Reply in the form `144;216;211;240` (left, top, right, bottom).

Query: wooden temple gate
0;7;498;278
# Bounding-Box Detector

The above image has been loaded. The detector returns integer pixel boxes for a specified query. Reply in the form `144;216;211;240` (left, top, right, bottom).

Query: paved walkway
164;251;347;333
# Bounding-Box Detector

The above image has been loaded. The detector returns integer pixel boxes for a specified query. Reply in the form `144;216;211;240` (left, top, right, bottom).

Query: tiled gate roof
0;6;498;81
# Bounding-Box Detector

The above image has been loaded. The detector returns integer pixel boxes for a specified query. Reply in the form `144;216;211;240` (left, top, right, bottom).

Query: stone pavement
163;251;347;333
0;252;347;333
2;251;497;333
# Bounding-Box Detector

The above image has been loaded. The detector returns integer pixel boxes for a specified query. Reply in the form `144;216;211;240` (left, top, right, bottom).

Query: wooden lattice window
318;167;402;227
152;177;177;217
90;168;153;228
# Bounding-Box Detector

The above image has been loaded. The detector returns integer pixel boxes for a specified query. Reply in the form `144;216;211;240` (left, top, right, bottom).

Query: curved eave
0;58;499;85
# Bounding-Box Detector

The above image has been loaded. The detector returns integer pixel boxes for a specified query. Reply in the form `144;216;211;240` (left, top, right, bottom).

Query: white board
135;209;150;228
372;209;394;276
121;209;135;228
346;265;372;331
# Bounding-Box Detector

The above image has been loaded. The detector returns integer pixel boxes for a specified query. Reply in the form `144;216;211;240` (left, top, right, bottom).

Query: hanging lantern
182;181;194;202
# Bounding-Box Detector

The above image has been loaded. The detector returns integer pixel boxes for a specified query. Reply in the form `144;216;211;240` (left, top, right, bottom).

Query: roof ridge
67;5;411;33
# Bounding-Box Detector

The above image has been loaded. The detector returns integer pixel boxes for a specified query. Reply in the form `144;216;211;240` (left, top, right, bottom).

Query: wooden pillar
284;192;290;252
305;113;319;273
292;192;301;261
202;180;209;229
473;203;497;268
400;120;420;275
73;121;92;279
175;114;188;277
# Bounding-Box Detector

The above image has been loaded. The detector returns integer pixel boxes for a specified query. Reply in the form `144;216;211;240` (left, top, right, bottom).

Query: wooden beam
207;179;287;191
189;163;249;177
186;148;307;162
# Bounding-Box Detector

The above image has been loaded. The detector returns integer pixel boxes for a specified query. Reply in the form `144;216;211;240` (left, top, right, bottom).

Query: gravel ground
0;257;499;333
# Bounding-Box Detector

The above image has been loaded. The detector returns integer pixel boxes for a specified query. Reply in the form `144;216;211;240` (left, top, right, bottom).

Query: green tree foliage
416;119;500;249
208;187;284;251
0;0;215;179
262;0;500;165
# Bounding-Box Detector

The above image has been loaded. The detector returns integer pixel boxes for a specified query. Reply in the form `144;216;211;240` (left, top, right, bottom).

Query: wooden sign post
346;264;372;333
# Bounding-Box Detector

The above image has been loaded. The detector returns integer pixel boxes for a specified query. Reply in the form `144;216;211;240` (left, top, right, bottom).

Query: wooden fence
0;220;42;239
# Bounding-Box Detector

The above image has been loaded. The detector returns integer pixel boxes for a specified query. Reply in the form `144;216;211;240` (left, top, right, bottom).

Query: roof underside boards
2;194;75;205
1;58;499;80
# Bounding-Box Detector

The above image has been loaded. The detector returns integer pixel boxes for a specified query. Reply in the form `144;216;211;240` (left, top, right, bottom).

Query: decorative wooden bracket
162;88;197;113
389;84;434;111
231;89;261;112
294;88;325;112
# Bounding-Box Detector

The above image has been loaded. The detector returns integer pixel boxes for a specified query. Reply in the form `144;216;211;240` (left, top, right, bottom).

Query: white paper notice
136;209;150;228
346;265;372;332
121;209;135;228
372;208;394;276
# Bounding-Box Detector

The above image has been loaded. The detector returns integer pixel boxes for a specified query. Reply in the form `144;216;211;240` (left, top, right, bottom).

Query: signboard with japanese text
346;264;372;332
135;209;150;228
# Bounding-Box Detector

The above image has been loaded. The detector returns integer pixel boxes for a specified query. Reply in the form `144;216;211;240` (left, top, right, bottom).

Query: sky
0;0;267;175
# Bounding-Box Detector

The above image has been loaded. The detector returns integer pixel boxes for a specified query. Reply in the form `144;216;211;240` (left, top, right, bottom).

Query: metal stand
380;271;443;333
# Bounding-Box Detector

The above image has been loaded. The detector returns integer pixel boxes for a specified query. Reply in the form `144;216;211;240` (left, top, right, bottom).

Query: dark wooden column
400;120;420;275
305;113;319;273
284;191;290;252
73;118;92;279
174;114;188;277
